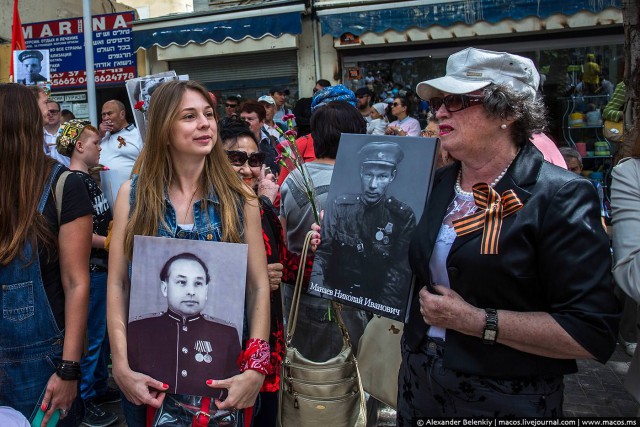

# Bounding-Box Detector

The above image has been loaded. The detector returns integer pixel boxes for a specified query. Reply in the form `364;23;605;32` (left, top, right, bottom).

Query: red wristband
238;338;270;375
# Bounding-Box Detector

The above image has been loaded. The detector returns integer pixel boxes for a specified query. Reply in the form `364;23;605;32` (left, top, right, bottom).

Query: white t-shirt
100;123;143;175
44;126;70;167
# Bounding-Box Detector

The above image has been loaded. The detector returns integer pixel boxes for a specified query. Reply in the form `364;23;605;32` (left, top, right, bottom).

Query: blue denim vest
130;175;241;242
0;164;65;420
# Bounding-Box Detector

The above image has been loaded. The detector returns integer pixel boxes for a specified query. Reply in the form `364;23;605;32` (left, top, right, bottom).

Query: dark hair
46;100;60;109
316;79;331;88
481;84;548;145
160;252;210;284
220;117;259;149
394;96;412;115
240;101;266;122
311;101;366;159
558;146;583;168
61;109;75;120
226;96;239;104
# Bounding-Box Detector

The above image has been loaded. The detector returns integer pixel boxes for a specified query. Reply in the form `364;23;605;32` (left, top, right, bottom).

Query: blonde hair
124;80;253;259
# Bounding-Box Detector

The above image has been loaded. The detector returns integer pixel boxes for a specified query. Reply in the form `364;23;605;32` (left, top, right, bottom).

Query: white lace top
427;189;477;340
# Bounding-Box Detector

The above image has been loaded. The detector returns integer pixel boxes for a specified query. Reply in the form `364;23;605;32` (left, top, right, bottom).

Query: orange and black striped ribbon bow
452;183;523;254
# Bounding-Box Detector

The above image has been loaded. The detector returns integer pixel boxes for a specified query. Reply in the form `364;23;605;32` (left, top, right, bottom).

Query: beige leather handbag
357;315;403;409
278;232;366;427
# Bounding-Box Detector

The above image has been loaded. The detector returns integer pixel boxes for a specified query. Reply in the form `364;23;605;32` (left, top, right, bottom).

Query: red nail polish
163;383;169;389
41;403;47;411
206;379;213;385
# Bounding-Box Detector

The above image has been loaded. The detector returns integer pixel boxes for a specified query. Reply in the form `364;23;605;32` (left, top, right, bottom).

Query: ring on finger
60;408;69;416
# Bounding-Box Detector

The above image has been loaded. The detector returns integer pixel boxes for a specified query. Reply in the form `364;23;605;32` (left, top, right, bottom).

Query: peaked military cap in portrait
358;141;404;167
18;50;44;63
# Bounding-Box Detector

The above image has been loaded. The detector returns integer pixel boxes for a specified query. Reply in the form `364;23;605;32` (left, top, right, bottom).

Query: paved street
102;342;637;427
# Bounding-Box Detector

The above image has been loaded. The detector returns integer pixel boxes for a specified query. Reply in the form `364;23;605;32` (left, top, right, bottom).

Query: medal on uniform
375;229;384;241
203;341;213;363
385;222;393;234
195;341;205;362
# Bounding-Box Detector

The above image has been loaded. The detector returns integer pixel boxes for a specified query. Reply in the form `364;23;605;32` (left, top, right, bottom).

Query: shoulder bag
278;231;366;427
356;315;403;409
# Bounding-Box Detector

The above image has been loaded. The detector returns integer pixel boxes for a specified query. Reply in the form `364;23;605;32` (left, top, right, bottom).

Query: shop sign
340;32;360;45
346;67;362;80
50;93;87;103
23;12;137;89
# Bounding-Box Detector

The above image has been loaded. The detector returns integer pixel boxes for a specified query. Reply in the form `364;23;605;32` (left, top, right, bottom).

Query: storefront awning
317;0;621;37
133;3;305;50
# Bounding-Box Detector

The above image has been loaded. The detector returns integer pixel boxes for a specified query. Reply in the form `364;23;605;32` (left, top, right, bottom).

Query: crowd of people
0;45;637;427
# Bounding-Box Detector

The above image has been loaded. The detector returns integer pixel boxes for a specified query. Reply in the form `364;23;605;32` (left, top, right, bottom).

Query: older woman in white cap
398;47;619;420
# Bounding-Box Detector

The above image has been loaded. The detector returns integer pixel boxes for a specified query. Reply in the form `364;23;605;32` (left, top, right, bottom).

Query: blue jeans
80;271;109;401
120;394;147;427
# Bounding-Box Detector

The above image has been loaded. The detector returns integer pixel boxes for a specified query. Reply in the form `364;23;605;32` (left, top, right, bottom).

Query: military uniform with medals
127;309;241;397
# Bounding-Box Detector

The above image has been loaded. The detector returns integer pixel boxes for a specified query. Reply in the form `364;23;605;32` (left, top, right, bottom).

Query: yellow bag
604;120;624;142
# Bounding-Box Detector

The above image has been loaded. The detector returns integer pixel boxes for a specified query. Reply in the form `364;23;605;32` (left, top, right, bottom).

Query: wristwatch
482;308;499;345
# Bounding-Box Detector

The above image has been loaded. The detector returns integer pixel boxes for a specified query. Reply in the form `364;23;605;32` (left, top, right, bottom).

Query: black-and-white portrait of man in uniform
310;135;437;321
14;49;50;85
127;236;248;397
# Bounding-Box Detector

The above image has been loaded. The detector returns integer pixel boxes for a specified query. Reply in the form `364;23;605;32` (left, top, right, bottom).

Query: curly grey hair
482;84;547;146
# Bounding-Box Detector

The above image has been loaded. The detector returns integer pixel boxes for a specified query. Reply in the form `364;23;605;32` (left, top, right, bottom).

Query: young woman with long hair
107;80;270;426
0;83;92;426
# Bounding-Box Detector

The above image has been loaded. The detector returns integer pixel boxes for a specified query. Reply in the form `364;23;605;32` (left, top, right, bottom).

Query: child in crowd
56;120;118;427
367;102;389;135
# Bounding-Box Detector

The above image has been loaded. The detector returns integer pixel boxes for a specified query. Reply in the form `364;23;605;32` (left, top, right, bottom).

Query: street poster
308;134;438;321
128;236;248;397
22;12;137;89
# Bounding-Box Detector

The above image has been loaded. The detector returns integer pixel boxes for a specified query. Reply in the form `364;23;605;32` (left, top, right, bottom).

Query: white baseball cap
416;47;540;101
257;95;276;105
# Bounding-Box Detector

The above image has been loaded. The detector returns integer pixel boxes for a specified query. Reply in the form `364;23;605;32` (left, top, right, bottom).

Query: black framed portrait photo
128;235;248;397
309;134;438;321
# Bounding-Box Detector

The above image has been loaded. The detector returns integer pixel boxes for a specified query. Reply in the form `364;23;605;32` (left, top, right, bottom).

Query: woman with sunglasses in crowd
107;80;270;426
385;96;421;137
397;48;619;421
0;83;92;426
220;118;316;427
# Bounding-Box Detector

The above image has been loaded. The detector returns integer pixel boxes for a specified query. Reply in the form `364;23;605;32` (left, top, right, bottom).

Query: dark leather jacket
405;142;620;379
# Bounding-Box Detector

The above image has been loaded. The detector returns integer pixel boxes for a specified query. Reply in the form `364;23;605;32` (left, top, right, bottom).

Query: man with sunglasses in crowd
220;95;240;129
43;100;70;166
240;101;280;174
355;87;374;122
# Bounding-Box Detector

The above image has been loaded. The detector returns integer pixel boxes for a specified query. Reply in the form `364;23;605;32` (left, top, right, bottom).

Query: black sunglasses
429;94;484;114
225;103;237;108
392;102;402;107
226;150;266;167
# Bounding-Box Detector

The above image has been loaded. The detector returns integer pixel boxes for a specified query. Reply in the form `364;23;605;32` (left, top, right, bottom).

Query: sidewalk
103;343;638;427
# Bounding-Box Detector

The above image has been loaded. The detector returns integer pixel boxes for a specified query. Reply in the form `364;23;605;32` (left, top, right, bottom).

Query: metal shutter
170;50;298;84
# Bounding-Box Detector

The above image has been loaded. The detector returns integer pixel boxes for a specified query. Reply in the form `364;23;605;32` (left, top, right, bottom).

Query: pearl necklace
454;152;518;197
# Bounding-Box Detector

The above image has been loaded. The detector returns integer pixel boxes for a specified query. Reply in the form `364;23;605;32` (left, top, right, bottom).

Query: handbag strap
286;231;351;348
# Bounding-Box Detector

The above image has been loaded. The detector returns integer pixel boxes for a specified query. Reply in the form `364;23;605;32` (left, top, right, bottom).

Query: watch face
483;329;497;341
